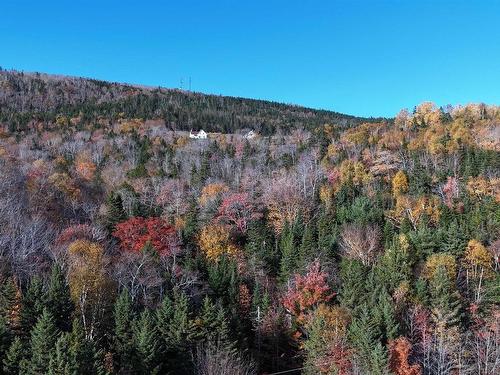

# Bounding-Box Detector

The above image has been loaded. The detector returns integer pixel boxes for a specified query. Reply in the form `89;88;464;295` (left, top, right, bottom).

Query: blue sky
1;0;499;117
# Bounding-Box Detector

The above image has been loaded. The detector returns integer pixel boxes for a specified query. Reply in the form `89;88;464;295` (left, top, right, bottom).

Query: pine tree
299;223;316;268
429;266;462;330
20;276;45;335
279;221;297;283
113;289;135;373
245;220;278;275
0;315;10;360
134;310;161;374
349;306;388;374
46;264;73;332
339;259;367;311
198;297;235;352
48;333;73;375
104;192;126;231
316;208;337;255
26;309;59;375
3;336;25;375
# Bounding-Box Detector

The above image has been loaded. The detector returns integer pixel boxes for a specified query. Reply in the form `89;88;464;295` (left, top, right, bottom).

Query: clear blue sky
1;0;499;117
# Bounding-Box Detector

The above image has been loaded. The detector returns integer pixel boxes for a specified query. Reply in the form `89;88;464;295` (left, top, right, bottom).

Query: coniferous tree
299;223;315;268
26;309;59;375
104;192;126;231
278;221;297;283
134;310;161;375
429;266;462;329
0;316;10;360
20;276;45;336
3;336;25;375
46;265;73;332
113;289;135;372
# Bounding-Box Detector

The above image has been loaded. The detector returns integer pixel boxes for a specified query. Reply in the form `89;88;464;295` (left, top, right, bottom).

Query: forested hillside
0;70;379;135
0;71;499;375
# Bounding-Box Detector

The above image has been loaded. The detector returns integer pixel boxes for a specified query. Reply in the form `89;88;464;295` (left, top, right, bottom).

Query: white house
244;130;257;139
189;129;208;139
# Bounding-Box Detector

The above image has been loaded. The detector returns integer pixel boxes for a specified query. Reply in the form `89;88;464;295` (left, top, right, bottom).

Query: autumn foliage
282;260;335;325
112;217;179;256
388;337;422;375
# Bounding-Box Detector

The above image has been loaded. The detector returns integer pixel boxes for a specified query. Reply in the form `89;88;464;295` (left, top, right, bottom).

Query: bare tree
339;224;381;266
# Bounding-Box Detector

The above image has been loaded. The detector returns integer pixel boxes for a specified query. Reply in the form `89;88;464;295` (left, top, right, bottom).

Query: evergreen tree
316;208;337;255
245;220;278;275
3;336;25;375
0;316;10;360
113;289;135;373
349;306;388;374
429;266;462;329
278;221;297;283
26;309;59;375
46;264;73;332
134;310;161;374
48;333;73;375
20;276;45;336
339;259;368;311
299;223;316;268
104;192;126;231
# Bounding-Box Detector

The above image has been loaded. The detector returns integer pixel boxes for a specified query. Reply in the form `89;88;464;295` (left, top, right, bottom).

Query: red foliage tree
112;217;179;256
217;192;258;234
282;259;335;324
388;337;422;375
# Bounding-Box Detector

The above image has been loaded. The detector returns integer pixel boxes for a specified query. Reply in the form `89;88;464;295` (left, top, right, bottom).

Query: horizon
2;1;500;117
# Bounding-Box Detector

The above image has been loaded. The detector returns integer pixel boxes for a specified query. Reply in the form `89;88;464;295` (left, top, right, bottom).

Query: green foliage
113;289;135;372
26;309;59;375
3;336;25;375
134;310;161;374
46;265;73;332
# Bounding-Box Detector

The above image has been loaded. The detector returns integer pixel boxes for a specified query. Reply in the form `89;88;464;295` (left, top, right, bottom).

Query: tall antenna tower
189;76;191;91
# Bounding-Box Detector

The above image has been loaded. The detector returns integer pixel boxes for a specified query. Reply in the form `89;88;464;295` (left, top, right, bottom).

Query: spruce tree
104;192;126;231
113;289;135;373
279;221;297;283
26;309;59;375
134;310;161;375
46;264;73;332
3;336;25;375
48;333;73;375
299;223;315;268
0;316;10;360
20;276;45;336
429;266;462;330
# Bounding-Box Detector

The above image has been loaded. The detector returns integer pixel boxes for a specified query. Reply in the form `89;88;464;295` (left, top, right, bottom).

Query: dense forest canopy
0;71;499;375
0;70;383;135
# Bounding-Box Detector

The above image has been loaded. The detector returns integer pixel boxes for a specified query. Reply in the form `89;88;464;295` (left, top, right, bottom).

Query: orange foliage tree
388;337;422;375
113;217;179;257
282;260;335;325
198;224;238;262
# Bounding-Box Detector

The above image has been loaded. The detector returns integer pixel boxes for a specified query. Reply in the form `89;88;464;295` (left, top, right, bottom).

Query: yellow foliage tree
67;240;113;339
423;253;456;281
198;224;238;262
392;170;409;197
199;183;229;206
463;239;494;280
467;176;500;202
338;159;372;187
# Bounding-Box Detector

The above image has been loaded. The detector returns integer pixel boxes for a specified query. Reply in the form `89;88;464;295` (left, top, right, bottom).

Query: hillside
0;69;498;374
0;69;384;135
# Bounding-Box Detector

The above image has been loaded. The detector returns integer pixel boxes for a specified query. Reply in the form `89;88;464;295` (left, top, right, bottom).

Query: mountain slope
0;70;386;134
